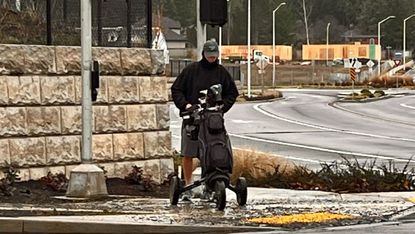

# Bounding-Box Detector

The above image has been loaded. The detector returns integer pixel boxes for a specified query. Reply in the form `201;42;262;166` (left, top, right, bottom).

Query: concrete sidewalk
1;187;415;233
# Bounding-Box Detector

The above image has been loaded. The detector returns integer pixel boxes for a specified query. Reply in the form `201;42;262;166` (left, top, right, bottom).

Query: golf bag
198;109;233;178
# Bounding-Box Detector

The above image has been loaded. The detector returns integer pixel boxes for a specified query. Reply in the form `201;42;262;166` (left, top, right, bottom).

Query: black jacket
171;58;239;113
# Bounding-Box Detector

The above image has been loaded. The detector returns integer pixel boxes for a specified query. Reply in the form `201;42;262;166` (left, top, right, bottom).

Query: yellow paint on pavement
408;197;415;203
247;212;352;225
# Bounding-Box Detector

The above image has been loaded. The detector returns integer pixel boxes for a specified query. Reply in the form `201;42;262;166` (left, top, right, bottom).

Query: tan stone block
92;134;114;162
75;75;108;104
0;107;26;136
93;106;110;133
0;139;10;167
109;105;127;132
127;105;157;131
144;131;172;159
113;161;145;178
23;45;55;74
160;158;175;183
19;168;30;181
113;133;144;161
29;167;48;181
139;76;168;102
156;104;170;130
61;106;82;134
46;136;81;165
143;159;161;183
55;46;81;74
27;107;61;135
47;166;66;176
150;49;165;75
0;76;8;104
40;76;76;104
97;163;115;178
96;76;108;103
0;171;4;180
9;137;46;167
107;76;139;103
0;44;25;75
7;76;41;104
92;47;122;75
93;105;127;133
120;48;152;75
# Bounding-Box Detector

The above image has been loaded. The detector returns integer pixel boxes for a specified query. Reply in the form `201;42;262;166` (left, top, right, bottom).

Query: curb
0;218;278;234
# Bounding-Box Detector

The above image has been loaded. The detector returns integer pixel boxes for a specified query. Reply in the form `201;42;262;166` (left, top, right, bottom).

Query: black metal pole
63;0;67;22
97;0;102;46
46;0;52;45
126;0;132;48
147;0;152;48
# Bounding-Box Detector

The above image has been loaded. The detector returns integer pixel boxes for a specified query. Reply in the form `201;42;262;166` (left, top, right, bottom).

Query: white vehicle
253;50;271;63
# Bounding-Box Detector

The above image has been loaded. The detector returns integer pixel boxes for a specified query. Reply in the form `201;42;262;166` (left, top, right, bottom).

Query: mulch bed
0;178;169;204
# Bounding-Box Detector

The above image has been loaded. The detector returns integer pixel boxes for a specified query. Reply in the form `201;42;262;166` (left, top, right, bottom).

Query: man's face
206;55;217;63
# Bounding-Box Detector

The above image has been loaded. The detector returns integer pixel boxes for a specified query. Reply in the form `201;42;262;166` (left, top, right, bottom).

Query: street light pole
326;22;331;66
247;0;251;97
272;2;286;88
377;15;395;76
403;14;415;66
219;26;222;64
66;0;108;198
219;0;231;65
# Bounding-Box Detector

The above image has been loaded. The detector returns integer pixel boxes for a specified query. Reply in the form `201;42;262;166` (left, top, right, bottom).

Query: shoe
181;190;193;202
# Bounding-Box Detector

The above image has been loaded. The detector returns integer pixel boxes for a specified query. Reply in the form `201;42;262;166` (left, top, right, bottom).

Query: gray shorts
181;124;199;158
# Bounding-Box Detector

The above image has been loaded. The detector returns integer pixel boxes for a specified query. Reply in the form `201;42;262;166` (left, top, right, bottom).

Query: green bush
374;90;385;96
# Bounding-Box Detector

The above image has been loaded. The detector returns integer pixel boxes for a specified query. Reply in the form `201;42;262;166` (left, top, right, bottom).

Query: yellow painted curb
247;212;352;225
407;197;415;203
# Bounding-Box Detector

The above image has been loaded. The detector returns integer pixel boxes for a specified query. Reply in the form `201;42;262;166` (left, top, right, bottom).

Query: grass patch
343;89;386;100
172;149;415;193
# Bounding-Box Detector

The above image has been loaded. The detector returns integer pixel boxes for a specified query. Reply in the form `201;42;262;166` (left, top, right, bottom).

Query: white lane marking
229;133;408;162
231;119;254;124
253;103;415;143
401;103;415;110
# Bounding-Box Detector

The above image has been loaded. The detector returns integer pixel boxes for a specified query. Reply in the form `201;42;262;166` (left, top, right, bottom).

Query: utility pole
302;0;310;45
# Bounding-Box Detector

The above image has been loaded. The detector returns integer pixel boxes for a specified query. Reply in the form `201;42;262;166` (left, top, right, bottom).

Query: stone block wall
0;44;173;183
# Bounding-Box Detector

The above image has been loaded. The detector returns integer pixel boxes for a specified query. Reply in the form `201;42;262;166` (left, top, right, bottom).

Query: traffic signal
91;61;100;102
200;0;228;27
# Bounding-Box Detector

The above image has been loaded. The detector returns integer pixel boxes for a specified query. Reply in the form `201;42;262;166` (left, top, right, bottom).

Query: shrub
40;172;68;192
374;90;385;96
125;166;158;191
0;162;20;196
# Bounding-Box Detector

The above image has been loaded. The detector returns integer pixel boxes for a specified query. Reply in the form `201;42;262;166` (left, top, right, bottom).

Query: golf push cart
169;84;248;211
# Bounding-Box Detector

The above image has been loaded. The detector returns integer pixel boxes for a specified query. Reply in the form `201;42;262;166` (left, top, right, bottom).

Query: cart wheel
236;177;247;206
169;176;181;205
215;180;226;211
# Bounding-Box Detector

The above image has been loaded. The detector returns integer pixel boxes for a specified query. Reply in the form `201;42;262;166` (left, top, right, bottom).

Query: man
171;40;239;200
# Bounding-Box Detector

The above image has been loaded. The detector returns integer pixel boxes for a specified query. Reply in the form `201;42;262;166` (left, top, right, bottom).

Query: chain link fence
0;0;151;47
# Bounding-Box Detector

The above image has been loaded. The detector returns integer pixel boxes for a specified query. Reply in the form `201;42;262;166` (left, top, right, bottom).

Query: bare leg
182;156;193;186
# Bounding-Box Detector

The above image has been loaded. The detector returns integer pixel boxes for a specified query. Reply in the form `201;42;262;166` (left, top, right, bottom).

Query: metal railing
0;0;152;48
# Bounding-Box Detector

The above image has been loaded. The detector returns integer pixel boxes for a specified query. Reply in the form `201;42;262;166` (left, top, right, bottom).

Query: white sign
256;57;268;70
344;58;362;69
366;60;374;68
